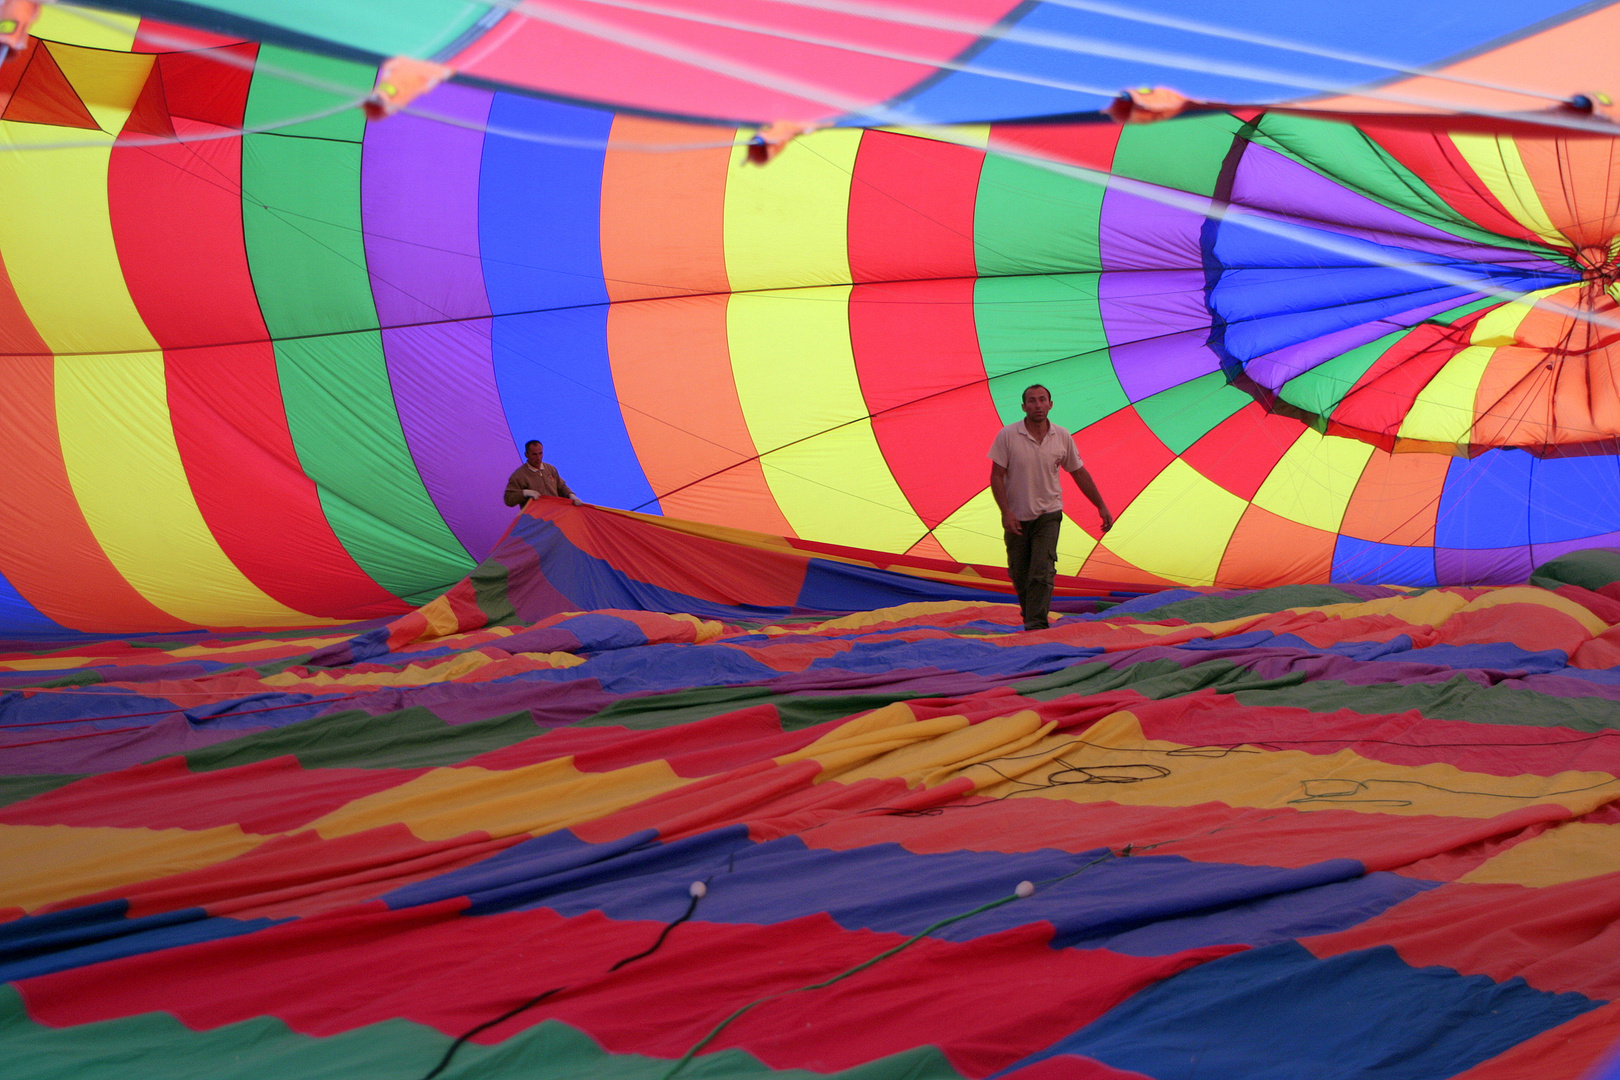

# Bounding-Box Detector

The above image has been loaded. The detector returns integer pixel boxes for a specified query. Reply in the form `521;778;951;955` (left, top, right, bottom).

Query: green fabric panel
273;336;473;602
1235;675;1620;733
1242;113;1556;256
182;706;540;772
1278;296;1501;419
241;55;474;600
1127;584;1369;623
0;773;82;808
1111;112;1250;197
974;153;1103;277
181;2;490;59
242;46;371;143
1132;372;1251;454
1529;547;1620;593
1013;655;1312;703
974;275;1125;431
470;557;520;627
581;685;780;729
2;991;964;1080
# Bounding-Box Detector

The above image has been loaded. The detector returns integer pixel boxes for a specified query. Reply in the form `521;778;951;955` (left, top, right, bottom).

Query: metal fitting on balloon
365;56;455;120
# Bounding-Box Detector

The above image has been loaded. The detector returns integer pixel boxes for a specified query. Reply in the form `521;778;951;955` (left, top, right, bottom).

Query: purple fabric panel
1098;269;1222;401
1245;293;1479;388
1435;545;1536;585
1231;146;1571;273
0;716;267;775
339;677;614;727
362;83;516;561
1098;188;1224;401
1532;531;1620;564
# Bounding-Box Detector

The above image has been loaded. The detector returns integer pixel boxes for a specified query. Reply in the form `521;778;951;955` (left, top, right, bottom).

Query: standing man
989;385;1113;630
504;440;583;508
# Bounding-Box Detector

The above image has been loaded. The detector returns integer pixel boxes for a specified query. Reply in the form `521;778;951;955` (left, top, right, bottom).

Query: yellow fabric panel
32;4;139;50
56;356;318;626
1251;429;1375;532
45;42;153;133
310;757;685;842
261;650;583;689
1458;822;1620;886
779;712;972;776
1105;459;1249;585
1457;586;1609;636
723;127;858;292
809;600;985;632
0;823;265;913
934;488;1012;568
976;712;1619;819
1397;297;1542;445
1450;132;1565;246
728;287;926;551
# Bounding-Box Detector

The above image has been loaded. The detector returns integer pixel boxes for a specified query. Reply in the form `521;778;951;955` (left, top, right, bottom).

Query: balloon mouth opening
1577;245;1620;285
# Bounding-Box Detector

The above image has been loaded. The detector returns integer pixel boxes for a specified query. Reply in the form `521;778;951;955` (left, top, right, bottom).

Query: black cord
414;883;708;1080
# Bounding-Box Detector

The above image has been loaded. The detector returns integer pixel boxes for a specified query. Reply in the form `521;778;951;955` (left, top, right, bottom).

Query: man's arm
503;474;528;507
990;462;1021;536
1068;466;1113;532
553;470;584;506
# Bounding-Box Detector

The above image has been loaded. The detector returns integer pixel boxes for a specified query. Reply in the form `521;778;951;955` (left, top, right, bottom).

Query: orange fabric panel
1473;289;1620;448
1216;504;1335;588
1339;449;1449;546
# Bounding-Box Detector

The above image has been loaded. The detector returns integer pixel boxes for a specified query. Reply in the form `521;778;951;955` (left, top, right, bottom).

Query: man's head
524;440;544;467
1021;385;1052;424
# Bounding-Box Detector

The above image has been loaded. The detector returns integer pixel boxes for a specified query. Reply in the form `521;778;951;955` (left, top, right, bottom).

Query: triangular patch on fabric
120;62;174;139
1;39;97;129
43;39;153;133
904;533;957;564
0;44;28;115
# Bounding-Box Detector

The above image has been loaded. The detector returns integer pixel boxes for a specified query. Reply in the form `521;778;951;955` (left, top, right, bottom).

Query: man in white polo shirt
988;384;1113;630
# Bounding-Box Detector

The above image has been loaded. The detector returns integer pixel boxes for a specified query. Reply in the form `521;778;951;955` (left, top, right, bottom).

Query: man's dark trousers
1005;510;1062;630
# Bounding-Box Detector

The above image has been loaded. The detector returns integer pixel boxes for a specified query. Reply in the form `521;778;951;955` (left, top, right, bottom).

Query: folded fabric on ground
4;502;1620;1080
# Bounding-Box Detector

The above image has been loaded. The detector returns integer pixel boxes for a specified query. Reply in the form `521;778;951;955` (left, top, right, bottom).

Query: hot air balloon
5;5;1620;1080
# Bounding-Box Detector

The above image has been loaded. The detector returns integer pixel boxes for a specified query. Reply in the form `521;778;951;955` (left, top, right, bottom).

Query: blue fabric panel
548;613;649;653
1000;941;1603;1080
0;900;281;982
797;558;1031;610
1396;643;1570;674
395;827;1433;957
886;0;1588;123
1333;537;1439;587
1437;450;1534;549
478;94;658;515
1209;218;1570;364
527;642;778;695
0;571;75;644
1528;453;1620;543
805;637;1102;678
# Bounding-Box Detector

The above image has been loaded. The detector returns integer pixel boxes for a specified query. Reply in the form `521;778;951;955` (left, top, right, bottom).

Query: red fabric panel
0;755;426;834
851;278;1000;527
1331;317;1480;444
847;130;980;284
1430;602;1591;654
988;121;1123;174
549;504;807;607
106;85;401;618
1072;408;1176;509
1303;874;1620;998
1;42;96;129
154;44;256;128
800;793;1567;878
1361;122;1551;248
1181;402;1300;501
18;900;1238;1078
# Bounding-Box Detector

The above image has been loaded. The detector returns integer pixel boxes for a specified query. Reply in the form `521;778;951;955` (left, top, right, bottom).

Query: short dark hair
1021;384;1051;402
524;440;542;451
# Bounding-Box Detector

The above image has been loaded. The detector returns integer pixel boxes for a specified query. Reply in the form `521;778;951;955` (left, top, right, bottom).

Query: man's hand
1002;509;1022;535
1099;512;1114;534
522;488;540;500
570;496;583;506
